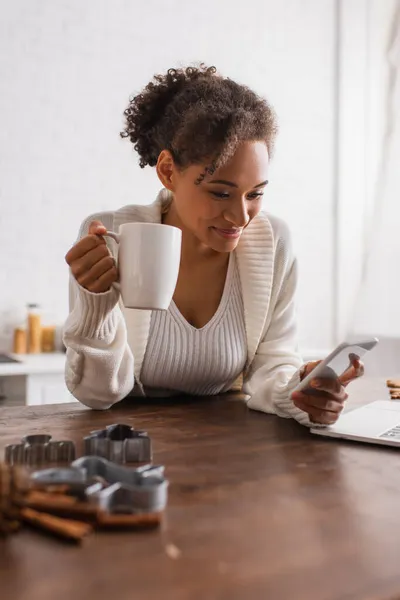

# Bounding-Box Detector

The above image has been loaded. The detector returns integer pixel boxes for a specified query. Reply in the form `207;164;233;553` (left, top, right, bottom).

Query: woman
64;64;363;426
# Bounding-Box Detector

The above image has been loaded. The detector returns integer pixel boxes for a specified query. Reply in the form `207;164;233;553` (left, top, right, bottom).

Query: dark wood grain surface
0;377;399;600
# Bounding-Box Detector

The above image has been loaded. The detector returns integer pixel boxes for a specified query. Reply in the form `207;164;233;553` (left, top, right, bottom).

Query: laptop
311;400;400;447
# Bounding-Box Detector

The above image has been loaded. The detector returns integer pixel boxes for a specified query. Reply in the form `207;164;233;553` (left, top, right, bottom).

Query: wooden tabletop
0;377;399;600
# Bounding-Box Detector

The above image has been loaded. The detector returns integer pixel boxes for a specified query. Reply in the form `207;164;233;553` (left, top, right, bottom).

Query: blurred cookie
387;379;400;388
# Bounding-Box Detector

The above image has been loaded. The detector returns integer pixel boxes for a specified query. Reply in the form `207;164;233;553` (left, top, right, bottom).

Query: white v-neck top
140;252;247;396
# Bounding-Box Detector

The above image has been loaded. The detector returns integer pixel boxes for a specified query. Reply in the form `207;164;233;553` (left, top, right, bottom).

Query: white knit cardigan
63;189;312;426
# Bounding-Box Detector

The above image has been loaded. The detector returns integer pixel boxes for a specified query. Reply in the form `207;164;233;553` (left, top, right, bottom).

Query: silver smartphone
293;338;379;393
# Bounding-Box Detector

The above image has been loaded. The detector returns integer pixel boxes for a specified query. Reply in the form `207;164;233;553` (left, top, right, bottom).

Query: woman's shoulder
261;213;297;282
250;211;294;258
78;198;162;239
263;212;293;246
240;212;296;286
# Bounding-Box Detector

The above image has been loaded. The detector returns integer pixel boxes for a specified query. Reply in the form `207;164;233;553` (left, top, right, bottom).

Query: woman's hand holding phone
291;356;365;425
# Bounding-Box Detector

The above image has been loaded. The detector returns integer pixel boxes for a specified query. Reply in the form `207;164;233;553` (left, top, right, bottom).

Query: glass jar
27;303;41;354
40;311;56;353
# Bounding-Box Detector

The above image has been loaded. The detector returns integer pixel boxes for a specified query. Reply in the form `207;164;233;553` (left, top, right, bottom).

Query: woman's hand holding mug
65;221;118;293
66;220;182;310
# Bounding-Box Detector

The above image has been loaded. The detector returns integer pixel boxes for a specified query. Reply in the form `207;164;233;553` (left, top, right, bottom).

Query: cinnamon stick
97;510;162;529
0;463;23;534
20;507;92;542
20;490;98;518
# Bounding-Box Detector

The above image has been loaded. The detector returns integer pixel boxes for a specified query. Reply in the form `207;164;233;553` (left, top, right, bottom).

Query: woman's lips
211;227;242;239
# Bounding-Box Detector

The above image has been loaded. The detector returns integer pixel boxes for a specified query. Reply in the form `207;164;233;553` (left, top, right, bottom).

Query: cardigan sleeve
63;213;135;409
243;231;314;427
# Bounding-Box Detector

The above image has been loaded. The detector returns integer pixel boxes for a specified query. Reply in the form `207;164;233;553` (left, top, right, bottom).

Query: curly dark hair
120;64;277;182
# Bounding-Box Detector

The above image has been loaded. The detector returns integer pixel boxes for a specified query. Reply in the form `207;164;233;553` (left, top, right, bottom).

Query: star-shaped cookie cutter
31;456;167;514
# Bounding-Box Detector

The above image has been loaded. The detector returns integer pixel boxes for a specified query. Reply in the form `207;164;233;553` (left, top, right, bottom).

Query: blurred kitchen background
0;0;399;405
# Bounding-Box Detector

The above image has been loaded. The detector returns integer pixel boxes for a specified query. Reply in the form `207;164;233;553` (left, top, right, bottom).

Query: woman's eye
210;191;264;200
210;191;230;199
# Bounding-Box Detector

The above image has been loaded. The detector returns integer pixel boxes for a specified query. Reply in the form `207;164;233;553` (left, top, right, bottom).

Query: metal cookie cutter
31;456;167;514
5;434;76;467
80;457;168;514
86;478;168;514
31;456;164;487
84;423;152;463
72;456;164;485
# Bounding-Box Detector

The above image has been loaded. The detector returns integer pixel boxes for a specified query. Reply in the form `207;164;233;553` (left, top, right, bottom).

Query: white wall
365;0;399;216
0;0;337;351
336;0;398;340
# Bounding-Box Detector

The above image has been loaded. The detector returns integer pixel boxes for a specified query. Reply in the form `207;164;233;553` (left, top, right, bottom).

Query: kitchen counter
0;352;74;406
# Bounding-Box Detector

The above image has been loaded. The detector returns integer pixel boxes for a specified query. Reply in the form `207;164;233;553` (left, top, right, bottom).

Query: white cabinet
26;373;73;406
0;353;77;406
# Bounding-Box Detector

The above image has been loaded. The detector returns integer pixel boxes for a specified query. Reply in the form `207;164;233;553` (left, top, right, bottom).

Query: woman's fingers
88;220;107;236
301;360;321;379
86;266;118;293
65;233;106;265
77;255;117;289
301;356;365;390
65;222;118;294
340;358;365;386
308;378;348;401
291;395;341;425
292;382;347;425
70;244;110;279
294;355;365;425
292;390;346;413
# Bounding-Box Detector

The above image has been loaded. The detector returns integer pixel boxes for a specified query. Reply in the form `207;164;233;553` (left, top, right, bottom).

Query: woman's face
157;141;269;253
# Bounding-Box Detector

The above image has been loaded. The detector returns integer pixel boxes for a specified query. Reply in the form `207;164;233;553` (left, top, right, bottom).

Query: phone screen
318;346;362;379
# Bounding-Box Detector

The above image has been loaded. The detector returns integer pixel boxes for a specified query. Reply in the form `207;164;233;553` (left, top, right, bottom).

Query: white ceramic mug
105;223;182;310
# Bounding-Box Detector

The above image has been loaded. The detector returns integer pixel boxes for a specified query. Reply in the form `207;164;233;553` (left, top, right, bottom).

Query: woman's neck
162;200;228;266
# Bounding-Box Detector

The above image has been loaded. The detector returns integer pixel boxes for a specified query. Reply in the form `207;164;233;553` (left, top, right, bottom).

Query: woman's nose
223;198;249;227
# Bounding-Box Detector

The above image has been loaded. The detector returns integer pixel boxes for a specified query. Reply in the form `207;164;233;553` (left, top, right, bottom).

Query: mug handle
104;230;120;244
103;230;121;293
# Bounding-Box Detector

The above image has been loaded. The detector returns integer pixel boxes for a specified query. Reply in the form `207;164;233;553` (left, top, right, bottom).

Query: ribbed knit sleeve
63;213;134;409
